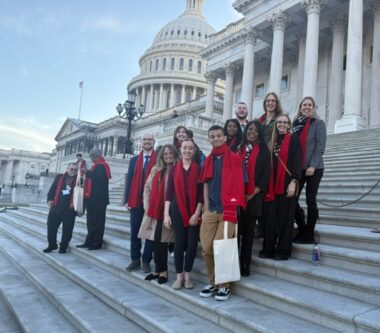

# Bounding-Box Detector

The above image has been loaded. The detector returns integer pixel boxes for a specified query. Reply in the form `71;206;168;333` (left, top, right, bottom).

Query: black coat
47;174;76;216
85;164;109;207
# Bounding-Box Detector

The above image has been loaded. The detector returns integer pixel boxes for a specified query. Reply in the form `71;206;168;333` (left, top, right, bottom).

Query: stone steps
0;215;338;333
1;209;380;332
0;289;21;333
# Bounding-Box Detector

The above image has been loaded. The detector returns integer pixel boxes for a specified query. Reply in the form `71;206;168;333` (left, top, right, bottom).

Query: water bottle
312;243;320;266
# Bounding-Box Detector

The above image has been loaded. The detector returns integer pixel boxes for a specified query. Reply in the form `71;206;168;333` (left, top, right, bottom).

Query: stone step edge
0;247;79;333
1;213;378;332
0;225;235;333
0;237;148;333
6;211;380;273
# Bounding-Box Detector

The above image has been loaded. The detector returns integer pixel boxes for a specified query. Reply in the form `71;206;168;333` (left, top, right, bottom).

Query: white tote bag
73;172;84;216
214;222;240;285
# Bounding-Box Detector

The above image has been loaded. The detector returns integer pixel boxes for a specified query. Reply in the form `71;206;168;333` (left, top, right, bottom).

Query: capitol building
2;0;378;187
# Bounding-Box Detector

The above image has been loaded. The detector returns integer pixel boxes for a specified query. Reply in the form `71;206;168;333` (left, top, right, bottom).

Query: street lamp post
24;172;31;188
116;91;145;157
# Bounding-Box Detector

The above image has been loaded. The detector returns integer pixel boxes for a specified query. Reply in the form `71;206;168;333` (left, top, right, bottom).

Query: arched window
188;59;193;72
177;29;181;35
179;58;184;71
155;59;159;71
197;61;202;74
171;57;175;70
163;58;167;70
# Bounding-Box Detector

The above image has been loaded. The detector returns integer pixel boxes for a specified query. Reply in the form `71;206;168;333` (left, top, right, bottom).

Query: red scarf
53;173;76;208
258;113;266;123
265;133;290;201
299;117;312;166
84;157;111;199
227;136;237;148
147;169;166;221
128;151;157;208
200;144;245;223
239;144;260;195
174;160;200;227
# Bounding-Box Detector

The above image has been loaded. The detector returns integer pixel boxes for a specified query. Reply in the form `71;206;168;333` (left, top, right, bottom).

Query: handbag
138;214;157;241
73;171;85;216
213;222;240;285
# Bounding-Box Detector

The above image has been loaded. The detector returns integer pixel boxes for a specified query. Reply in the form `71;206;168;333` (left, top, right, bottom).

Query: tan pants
200;210;236;288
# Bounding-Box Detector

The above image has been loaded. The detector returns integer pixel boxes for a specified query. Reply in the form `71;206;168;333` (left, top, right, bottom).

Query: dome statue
128;0;224;115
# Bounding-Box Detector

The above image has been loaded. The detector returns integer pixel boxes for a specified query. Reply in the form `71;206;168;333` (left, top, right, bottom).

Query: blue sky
0;0;241;152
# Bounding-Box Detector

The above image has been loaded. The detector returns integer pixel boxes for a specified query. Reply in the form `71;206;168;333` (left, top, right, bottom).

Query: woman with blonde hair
142;144;179;284
292;96;326;244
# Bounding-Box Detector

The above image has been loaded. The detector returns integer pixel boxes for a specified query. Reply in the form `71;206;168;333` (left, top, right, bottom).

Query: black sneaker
215;288;231;301
43;244;58;253
199;284;218;298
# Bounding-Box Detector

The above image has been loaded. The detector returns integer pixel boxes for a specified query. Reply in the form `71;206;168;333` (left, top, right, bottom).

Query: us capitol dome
127;0;224;115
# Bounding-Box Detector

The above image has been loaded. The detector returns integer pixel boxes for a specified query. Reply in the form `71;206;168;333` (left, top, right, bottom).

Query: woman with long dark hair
172;126;188;152
164;139;203;289
143;144;179;284
260;114;301;260
292;97;326;244
238;120;270;276
224;118;243;152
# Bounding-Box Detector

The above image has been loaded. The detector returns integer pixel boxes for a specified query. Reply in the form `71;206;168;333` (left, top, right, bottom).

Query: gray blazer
304;119;326;170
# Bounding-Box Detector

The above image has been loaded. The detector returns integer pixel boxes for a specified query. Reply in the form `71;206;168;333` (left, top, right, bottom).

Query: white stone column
268;11;289;96
141;86;146;107
335;0;366;133
327;16;345;134
192;86;197;100
158;84;164;110
148;85;154;112
296;34;306;104
181;85;186;104
370;1;380;127
170;84;175;107
205;72;217;118
241;26;257;113
302;0;325;97
223;63;235;121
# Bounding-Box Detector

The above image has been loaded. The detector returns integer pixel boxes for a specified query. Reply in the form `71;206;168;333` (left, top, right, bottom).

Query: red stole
258;113;266;123
265;133;290;201
239;144;260;195
174;161;200;227
84;157;111;199
299;117;312;166
200;144;245;223
128;151;157;208
147;169;166;221
53;173;76;208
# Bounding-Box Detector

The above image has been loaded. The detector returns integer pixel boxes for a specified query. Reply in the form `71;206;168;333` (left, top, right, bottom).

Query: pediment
54;119;81;141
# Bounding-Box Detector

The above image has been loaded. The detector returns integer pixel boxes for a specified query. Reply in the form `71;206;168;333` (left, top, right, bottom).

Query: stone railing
159;114;224;134
209;18;245;45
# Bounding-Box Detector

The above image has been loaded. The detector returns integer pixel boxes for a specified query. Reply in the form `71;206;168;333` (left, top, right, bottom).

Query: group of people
43;149;111;254
43;92;326;302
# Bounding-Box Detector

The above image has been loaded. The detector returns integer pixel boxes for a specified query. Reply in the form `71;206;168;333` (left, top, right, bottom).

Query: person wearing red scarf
224;118;243;152
143;144;178;285
43;163;78;254
164;139;203;290
259;115;302;261
291;96;326;244
238;120;270;276
76;148;111;250
124;133;156;273
199;125;246;302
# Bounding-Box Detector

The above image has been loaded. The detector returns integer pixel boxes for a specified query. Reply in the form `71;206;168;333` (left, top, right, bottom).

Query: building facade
202;0;380;134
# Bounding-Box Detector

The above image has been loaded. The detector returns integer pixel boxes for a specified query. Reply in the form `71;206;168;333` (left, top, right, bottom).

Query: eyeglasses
276;121;289;124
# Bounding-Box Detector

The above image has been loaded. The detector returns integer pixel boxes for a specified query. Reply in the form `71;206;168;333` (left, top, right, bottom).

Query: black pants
263;195;297;259
171;203;199;273
47;209;75;249
297;169;324;211
153;220;168;273
85;204;106;248
238;210;258;267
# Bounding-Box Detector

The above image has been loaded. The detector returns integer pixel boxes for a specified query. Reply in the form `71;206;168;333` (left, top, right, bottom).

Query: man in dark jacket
77;148;111;250
43;162;78;254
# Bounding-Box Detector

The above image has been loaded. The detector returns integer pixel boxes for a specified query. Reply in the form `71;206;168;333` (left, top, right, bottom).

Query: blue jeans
130;207;153;263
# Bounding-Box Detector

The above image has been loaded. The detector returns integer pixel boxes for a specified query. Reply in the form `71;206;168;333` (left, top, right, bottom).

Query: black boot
293;204;306;243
